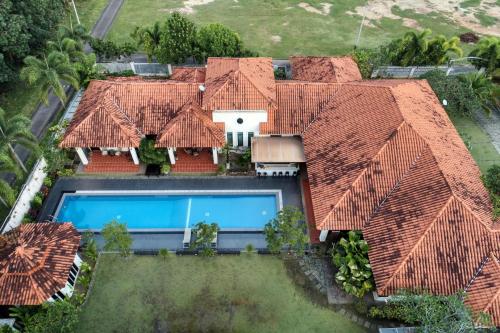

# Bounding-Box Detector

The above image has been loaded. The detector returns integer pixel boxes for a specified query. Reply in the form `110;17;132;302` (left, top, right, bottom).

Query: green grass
105;0;477;58
73;0;110;31
449;113;500;173
0;81;41;118
78;255;366;333
474;11;498;27
460;0;482;8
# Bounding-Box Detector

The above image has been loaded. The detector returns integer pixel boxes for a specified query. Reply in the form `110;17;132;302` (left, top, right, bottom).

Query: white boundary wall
1;158;47;233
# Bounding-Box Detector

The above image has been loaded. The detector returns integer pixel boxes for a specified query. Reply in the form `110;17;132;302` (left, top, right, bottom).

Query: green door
237;132;244;147
227;132;233;146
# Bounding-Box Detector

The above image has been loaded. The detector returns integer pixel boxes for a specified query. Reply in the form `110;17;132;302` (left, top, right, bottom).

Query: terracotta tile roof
170;66;206;83
156;102;225;147
202;57;276;111
0;223;80;305
61;80;203;148
261;81;341;134
290;56;362;83
465;255;500;327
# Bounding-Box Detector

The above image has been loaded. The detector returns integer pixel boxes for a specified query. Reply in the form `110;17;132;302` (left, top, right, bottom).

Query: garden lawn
106;0;472;58
73;0;110;32
77;254;366;333
450;114;500;173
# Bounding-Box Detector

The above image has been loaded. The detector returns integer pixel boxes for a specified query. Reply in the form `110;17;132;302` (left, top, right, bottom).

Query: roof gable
290;56;362;83
156;102;225;147
203;57;276;111
170;66;206;83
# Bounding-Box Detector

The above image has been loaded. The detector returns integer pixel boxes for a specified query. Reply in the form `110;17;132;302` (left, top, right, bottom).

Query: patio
81;151;141;174
170;148;218;173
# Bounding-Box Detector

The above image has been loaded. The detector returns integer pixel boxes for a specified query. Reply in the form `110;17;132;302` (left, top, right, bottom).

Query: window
247;132;254;146
227;132;233;146
237;118;244;124
237;132;244;147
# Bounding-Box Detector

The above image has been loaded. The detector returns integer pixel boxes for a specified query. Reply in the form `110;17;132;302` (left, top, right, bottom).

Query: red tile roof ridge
452;194;499;232
234;69;276;106
480;257;500;313
105;92;143;137
377;195;456;294
275;80;342;86
318;121;410;228
465;254;499;291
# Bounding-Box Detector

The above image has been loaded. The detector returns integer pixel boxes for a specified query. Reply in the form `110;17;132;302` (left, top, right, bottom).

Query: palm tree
398;29;432;66
424;35;463;65
0;108;39;173
47;35;84;62
20;51;80;105
459;73;499;115
469;37;500;74
59;16;91;43
132;22;162;62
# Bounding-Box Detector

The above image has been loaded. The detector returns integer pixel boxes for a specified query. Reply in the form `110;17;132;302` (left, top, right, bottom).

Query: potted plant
161;163;171;175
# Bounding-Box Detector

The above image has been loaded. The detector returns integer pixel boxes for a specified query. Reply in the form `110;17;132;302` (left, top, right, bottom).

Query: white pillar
75;147;88;165
319;230;329;242
212;147;218;164
129;148;139;165
167;147;176;165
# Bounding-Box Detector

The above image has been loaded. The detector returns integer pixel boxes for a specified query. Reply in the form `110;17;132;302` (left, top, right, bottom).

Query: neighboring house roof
290;56;362;83
156;102;225;148
202;57;276;111
61;80;203;148
0;223;80;305
170;66;206;83
465;255;500;327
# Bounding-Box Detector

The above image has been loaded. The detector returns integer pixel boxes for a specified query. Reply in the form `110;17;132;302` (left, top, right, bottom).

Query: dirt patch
161;0;216;14
298;2;332;16
349;0;499;36
271;35;282;43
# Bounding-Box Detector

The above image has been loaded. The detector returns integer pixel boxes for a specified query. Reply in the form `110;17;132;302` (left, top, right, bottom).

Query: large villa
0;56;499;326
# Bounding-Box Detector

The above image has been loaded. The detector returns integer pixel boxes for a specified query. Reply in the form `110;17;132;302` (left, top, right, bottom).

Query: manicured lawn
73;0;110;31
78;254;366;333
106;0;470;58
450;113;500;173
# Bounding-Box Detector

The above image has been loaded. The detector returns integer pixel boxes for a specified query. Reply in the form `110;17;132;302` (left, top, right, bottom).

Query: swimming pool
55;191;280;231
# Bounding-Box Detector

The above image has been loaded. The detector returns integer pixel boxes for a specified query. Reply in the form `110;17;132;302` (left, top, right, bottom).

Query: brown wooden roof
0;223;80;305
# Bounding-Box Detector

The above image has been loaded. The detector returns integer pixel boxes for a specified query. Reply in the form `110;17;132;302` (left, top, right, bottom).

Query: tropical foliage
458;72;500;115
156;12;197;64
138;138;167;165
191;221;219;256
89;38;137;61
0;107;39;173
469;37;500;74
24;299;80;333
101;220;132;257
372;291;493;333
483;164;500;218
20;51;80;104
196;23;245;61
420;70;481;117
264;206;308;255
331;231;374;298
131;22;162;63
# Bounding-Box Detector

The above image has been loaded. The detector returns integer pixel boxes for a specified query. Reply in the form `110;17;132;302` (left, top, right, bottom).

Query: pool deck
39;176;302;251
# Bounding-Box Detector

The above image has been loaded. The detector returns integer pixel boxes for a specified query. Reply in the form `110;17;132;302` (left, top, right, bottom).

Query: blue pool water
55;193;278;230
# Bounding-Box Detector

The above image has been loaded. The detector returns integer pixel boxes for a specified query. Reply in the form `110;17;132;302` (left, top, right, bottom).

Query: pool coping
54;189;283;233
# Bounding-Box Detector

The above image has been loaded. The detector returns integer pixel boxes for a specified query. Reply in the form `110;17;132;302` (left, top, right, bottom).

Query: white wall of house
212;110;267;147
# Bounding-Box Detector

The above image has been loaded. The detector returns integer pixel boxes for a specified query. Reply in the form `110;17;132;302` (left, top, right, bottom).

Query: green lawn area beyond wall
78;255;366;333
106;0;470;58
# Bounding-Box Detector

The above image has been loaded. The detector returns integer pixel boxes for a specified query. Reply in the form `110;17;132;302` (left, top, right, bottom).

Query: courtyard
77;254;367;333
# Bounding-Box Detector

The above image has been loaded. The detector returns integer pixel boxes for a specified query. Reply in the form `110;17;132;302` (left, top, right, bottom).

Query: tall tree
156;12;197;64
398;29;432;66
469;37;500;74
331;231;374;298
459;72;499;115
102;220;132;257
58;17;91;43
20;51;80;104
132;22;162;63
0;108;39;173
264;206;308;255
420;35;463;65
47;36;84;63
196;23;244;62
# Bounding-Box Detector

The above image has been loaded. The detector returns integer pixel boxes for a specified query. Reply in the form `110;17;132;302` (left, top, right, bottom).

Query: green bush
353;299;369;315
158;248;170;260
24;300;80;333
420;70;481;117
161;163;171;174
139;138;167;165
102;220;132;257
31;192;44;208
196;23;244;62
191;222;219;257
42;177;52;188
351;48;379;79
264;206;307;256
483;164;500;195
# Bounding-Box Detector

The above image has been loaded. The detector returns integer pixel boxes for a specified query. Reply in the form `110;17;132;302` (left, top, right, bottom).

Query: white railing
1;158;47;233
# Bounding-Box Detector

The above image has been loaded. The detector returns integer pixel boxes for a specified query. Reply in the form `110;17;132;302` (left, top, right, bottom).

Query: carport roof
251;136;305;163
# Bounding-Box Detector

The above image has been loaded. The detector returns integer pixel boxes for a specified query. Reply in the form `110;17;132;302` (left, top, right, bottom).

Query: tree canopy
196;23;244;61
24;299;80;333
156;12;197;64
102;220;133;256
264;206;308;255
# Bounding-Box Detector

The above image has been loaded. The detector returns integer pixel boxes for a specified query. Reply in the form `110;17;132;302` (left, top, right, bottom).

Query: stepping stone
363;321;371;328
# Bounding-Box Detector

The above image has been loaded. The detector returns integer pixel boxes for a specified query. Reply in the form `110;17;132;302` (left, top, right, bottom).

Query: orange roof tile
170;66;206;83
0;223;80;305
202;57;276;111
465;255;500;327
290;56;362;83
156;102;225;147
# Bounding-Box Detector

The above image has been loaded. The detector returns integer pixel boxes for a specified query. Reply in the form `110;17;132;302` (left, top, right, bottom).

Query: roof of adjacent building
465;255;500;327
60;57;499;322
170;66;206;83
290;56;362;83
0;223;80;305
